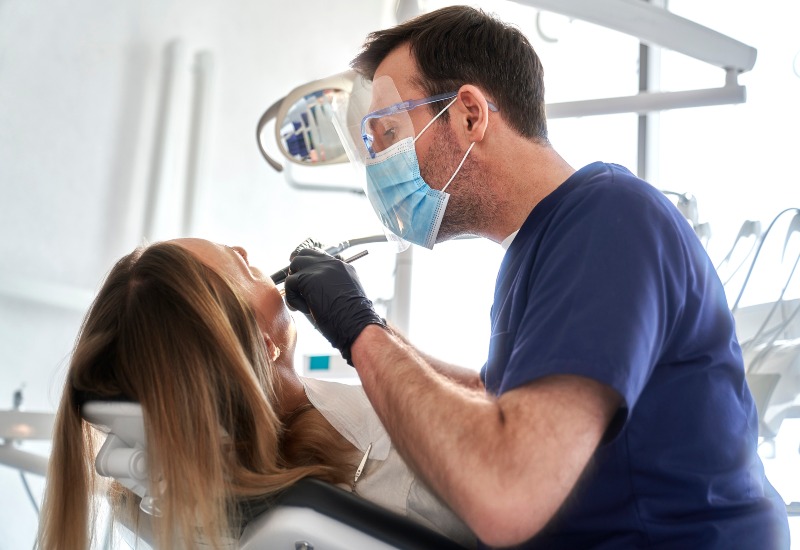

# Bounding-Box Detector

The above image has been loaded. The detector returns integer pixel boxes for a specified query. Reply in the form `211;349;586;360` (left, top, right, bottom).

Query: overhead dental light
256;71;363;194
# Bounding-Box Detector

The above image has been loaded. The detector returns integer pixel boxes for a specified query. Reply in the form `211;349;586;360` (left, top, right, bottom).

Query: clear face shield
331;75;460;250
331;75;419;163
331;75;413;251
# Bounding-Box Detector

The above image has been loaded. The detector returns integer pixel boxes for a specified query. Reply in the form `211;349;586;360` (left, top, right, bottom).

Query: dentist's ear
456;85;490;142
263;333;281;362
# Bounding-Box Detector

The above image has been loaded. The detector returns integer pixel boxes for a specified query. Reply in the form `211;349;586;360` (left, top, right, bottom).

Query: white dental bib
300;377;476;548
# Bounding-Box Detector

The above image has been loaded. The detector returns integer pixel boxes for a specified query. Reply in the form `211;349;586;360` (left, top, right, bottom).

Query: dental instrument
277;250;369;297
271;239;381;285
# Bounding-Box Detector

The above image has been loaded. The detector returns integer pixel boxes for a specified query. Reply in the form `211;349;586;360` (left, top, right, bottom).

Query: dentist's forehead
372;43;423;97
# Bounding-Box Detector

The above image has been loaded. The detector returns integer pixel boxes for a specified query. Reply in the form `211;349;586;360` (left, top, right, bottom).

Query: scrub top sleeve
501;183;687;422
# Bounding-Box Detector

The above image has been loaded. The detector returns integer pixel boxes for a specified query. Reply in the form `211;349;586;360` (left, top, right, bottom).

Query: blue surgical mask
364;98;475;249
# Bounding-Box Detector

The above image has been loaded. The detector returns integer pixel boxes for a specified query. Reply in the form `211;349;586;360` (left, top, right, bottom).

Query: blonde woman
36;238;474;549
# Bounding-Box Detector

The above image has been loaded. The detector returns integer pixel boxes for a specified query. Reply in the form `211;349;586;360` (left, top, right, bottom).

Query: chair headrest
82;400;145;446
82;401;159;514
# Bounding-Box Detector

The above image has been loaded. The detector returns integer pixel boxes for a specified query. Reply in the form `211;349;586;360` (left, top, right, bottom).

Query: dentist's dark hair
351;5;548;143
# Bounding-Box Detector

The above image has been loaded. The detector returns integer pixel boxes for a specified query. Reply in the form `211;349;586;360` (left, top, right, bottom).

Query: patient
36;238;475;550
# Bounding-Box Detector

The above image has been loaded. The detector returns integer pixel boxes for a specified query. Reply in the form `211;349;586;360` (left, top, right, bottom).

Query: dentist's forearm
349;324;619;547
350;325;493;513
351;325;545;544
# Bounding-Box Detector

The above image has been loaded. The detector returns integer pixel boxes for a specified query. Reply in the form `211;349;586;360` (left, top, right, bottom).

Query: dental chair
82;401;470;549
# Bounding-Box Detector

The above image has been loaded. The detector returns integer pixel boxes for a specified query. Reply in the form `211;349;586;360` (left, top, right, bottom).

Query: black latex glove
284;248;385;365
271;238;332;286
290;238;327;260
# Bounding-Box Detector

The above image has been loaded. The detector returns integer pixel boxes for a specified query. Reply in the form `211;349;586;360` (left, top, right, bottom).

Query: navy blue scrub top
480;162;789;549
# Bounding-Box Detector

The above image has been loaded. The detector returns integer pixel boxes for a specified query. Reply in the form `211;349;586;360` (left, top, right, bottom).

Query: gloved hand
290;238;328;260
284;248;385;365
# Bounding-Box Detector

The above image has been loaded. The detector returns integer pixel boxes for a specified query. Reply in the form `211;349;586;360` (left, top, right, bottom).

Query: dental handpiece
271;249;369;285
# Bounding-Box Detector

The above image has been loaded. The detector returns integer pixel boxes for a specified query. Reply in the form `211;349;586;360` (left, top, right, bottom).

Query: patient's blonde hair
37;242;358;549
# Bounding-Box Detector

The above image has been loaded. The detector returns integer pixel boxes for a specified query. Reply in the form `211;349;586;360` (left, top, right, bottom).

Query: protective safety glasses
361;92;457;157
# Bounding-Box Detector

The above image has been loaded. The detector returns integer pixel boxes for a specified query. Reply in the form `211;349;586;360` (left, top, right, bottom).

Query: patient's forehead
170;237;281;309
171;238;231;271
171;237;215;258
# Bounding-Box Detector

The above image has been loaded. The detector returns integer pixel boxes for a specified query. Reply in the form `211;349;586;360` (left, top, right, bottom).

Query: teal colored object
309;356;330;371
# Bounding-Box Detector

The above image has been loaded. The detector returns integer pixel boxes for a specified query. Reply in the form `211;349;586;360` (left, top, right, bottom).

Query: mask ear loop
442;141;475;192
413;96;458;143
411;95;474;193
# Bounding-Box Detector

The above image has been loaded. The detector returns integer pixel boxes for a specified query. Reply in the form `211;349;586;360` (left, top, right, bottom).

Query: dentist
285;6;789;549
